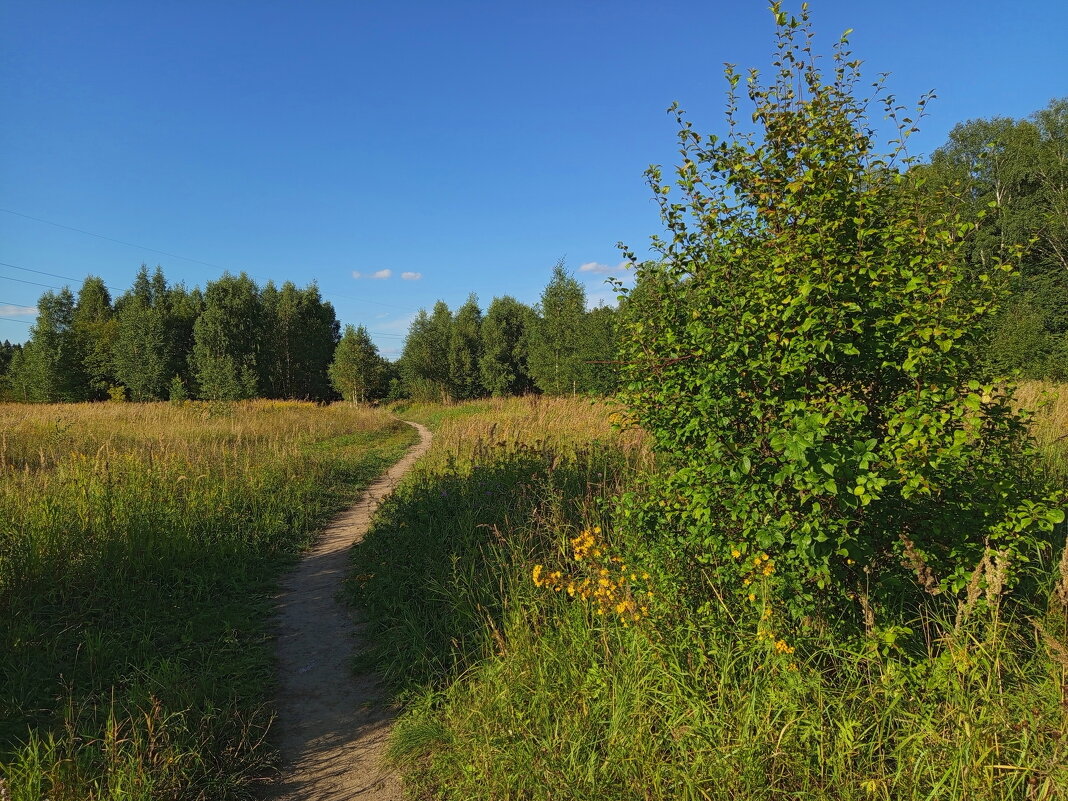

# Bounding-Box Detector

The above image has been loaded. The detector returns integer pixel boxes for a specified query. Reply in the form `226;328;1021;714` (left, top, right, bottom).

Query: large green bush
617;4;1063;629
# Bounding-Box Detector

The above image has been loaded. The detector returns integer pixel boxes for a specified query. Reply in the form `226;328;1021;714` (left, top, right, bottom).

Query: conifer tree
0;341;22;400
528;262;587;395
112;266;170;401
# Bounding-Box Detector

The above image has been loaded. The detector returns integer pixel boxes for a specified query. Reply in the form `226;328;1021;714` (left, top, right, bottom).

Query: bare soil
271;421;431;801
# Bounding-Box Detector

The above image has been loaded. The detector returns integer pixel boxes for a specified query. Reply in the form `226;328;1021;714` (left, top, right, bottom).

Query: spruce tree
112;266;170;401
528;262;587;395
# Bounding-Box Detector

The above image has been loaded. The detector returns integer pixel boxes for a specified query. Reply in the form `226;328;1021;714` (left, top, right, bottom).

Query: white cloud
578;260;633;275
401;271;422;281
0;304;37;316
352;268;393;280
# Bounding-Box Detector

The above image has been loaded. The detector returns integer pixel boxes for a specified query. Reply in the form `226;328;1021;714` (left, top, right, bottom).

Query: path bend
271;420;431;801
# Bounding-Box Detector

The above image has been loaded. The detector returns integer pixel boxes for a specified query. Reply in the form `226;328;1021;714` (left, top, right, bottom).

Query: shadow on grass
348;443;626;697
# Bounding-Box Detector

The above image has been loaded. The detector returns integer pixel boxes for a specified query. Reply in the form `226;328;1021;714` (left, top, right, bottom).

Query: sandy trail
271;421;431;801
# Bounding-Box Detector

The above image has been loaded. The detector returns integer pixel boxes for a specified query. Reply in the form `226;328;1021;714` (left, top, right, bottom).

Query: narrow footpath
271;421;432;801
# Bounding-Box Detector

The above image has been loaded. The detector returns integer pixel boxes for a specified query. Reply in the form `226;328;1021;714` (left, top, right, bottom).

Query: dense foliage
3;266;342;402
615;5;1063;628
923;98;1068;379
328;324;390;403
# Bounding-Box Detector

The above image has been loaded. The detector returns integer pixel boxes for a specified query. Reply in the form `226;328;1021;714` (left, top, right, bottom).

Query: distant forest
1;97;1065;403
0;260;617;404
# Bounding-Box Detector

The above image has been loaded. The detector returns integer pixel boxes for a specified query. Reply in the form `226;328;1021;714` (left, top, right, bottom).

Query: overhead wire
1;208;424;342
0;259;123;293
0;274;62;290
0;207;233;272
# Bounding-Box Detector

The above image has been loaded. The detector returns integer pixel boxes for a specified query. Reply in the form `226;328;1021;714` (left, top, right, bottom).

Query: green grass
350;396;1068;801
0;400;416;800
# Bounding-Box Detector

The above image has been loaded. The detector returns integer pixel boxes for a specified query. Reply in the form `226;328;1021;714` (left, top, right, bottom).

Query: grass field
0;400;416;800
353;392;1068;800
3;389;1066;799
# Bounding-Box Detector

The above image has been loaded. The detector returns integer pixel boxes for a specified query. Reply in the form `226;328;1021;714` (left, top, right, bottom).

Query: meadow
352;391;1068;801
0;400;416;800
2;388;1065;800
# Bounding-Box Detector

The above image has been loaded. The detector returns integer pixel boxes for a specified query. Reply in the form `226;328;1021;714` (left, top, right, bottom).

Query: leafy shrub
616;4;1064;629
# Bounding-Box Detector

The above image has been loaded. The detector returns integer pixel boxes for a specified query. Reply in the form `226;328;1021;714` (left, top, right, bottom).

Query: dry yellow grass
0;399;396;472
1012;381;1068;477
401;395;651;472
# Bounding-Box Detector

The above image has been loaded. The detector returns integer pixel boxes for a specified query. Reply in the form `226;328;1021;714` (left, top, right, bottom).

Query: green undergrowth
0;400;416;800
351;399;1068;800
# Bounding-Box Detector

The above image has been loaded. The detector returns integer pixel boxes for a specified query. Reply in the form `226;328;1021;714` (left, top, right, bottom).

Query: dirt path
271;421;431;801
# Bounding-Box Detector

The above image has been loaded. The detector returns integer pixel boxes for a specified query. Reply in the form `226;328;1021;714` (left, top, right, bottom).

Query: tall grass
1016;380;1068;480
0;400;416;800
354;394;1068;800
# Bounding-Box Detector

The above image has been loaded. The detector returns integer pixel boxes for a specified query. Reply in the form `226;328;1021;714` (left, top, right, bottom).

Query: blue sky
2;1;1065;356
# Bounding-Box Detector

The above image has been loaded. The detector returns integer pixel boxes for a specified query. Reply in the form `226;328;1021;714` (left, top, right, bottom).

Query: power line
0;274;62;290
1;207;421;325
0;260;123;293
0;317;33;326
0;207;234;272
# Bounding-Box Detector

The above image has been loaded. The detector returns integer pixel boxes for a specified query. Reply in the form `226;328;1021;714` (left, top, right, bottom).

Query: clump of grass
353;395;1068;800
0;400;416;800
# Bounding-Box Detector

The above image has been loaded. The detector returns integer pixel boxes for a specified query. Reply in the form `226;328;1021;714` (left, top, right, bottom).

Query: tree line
328;261;617;404
922;97;1068;379
0;261;619;404
1;266;340;402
